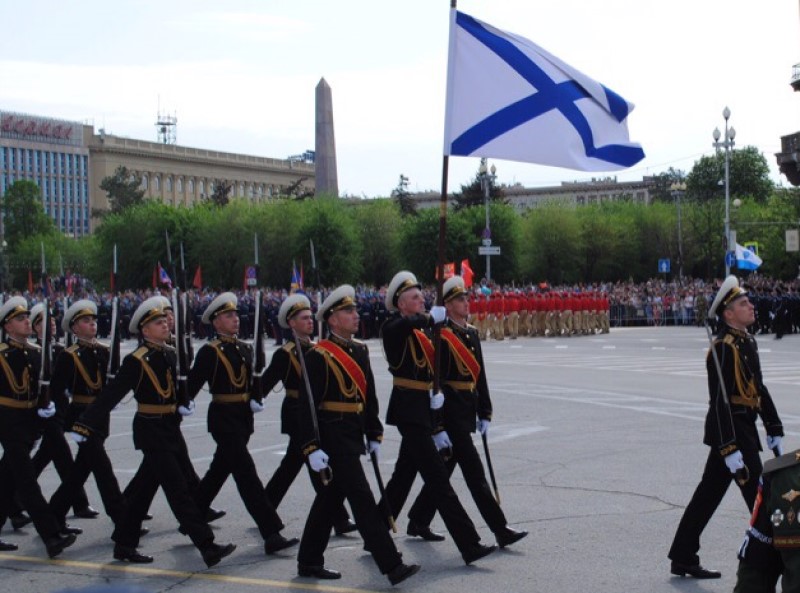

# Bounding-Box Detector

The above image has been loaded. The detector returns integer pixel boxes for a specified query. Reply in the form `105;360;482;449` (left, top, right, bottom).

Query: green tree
354;200;402;286
295;199;362;285
686;146;773;203
452;164;505;211
99;166;146;214
208;179;232;207
519;204;581;284
1;180;56;246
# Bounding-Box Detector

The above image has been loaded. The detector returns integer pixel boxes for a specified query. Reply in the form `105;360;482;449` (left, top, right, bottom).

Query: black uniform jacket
381;312;436;429
73;341;183;452
51;340;109;433
187;335;255;435
262;338;313;435
705;324;783;457
439;320;492;433
0;338;41;444
299;333;383;457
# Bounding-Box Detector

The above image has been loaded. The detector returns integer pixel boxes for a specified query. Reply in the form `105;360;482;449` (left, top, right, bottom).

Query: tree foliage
1;180;57;247
686;146;773;203
99;166;146;214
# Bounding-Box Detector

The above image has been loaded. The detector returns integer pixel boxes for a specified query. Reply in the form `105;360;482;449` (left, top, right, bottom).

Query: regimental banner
0;111;83;146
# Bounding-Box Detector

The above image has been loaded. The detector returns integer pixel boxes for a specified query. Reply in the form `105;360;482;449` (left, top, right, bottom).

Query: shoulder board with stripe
66;344;81;354
208;339;221;348
27;342;41;353
132;346;149;360
0;344;8;354
281;343;295;353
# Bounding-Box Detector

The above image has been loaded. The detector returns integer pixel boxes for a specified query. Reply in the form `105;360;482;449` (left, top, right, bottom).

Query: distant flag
460;258;474;288
300;260;305;290
157;262;173;288
290;261;302;293
152;265;158;289
735;243;763;271
192;265;203;290
443;10;644;171
27;269;34;294
436;262;456;280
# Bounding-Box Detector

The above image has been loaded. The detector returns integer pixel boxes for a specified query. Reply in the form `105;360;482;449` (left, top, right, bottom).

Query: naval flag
443;10;645;171
735;243;762;271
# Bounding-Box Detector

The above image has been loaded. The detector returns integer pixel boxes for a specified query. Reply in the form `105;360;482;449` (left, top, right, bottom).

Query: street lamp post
712;106;736;276
478;158;497;282
670;182;686;282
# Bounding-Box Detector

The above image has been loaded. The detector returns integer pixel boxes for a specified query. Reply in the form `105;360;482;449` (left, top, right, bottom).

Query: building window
199;180;205;195
188;179;194;194
142;175;148;189
165;177;172;192
177;178;183;193
154;176;160;191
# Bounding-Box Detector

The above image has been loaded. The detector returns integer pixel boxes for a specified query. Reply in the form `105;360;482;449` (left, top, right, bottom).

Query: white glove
433;431;452;451
430;305;447;324
767;435;784;455
477;419;490;435
724;450;745;474
308;449;329;473
177;400;196;416
37;402;56;419
68;431;87;444
249;399;265;414
367;440;381;458
430;391;444;410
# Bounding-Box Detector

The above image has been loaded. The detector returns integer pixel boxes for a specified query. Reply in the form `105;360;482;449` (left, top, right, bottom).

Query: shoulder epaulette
94;342;110;351
208;339;221;348
0;344;9;354
351;338;365;346
26;342;41;353
281;343;295;353
66;344;80;354
132;346;149;360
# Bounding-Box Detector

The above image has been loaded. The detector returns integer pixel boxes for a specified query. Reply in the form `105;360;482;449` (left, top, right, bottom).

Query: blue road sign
658;259;670;274
725;251;736;268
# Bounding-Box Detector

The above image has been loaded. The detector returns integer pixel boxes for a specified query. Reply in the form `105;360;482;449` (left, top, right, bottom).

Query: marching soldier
262;294;356;536
379;271;496;564
70;297;236;567
185;292;298;556
49;300;127;530
668;276;784;579
407;276;528;548
296;285;420;585
0;297;77;557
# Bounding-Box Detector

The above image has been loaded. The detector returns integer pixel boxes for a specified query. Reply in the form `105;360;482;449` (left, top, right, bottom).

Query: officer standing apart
379;270;496;565
49;300;126;530
668;276;784;579
185;292;298;556
71;297;235;567
407;276;528;549
295;285;420;585
0;297;76;557
262;294;356;536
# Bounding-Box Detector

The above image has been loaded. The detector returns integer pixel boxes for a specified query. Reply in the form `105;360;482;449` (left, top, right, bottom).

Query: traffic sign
725;251;736;268
479;246;501;255
482;238;493;247
657;259;670;274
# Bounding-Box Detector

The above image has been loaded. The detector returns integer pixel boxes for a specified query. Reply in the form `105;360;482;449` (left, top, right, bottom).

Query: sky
2;0;800;198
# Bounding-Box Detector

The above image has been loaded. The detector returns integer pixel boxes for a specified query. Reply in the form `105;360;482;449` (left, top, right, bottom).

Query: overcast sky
2;0;800;197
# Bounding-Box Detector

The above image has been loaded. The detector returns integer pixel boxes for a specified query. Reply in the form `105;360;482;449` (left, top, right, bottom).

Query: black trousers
408;428;507;532
196;432;283;539
113;446;212;550
31;420;90;513
50;438;126;525
380;423;480;555
0;439;60;540
668;445;762;565
264;430;349;524
298;452;402;574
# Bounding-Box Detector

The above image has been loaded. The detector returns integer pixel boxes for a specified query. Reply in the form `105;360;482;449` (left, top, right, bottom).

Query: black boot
407;521;445;542
462;543;497;565
387;563;420;585
298;564;342;579
495;526;528;548
113;545;154;563
45;533;77;558
264;533;299;554
0;540;17;551
73;506;100;519
201;542;236;568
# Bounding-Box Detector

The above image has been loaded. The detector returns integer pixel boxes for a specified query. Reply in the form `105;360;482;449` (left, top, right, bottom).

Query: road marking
0;554;384;593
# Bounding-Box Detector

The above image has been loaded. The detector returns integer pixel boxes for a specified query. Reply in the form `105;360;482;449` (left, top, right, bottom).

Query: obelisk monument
315;78;338;197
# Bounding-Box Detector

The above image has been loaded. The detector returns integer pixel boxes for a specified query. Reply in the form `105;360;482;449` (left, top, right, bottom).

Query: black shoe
333;519;358;536
264;533;299;554
60;524;83;536
140;527;150;537
407;521;445;542
462;543;497;565
45;533;77;558
298;564;342;580
495;526;528;548
73;506;100;519
0;540;17;552
387;563;421;586
205;508;226;523
113;545;154;564
10;512;32;530
202;542;236;568
143;513;153;521
670;561;721;579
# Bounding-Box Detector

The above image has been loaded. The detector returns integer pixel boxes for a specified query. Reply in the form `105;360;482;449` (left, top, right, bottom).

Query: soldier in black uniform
669;276;784;579
0;297;77;557
379;270;496;565
49;300;126;529
185;292;298;555
262;294;355;535
295;285;419;585
71;297;235;567
407;276;527;548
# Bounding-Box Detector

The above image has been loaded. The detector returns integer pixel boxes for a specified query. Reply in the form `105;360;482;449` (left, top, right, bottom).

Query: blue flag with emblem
735;243;762;271
443;10;645;171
